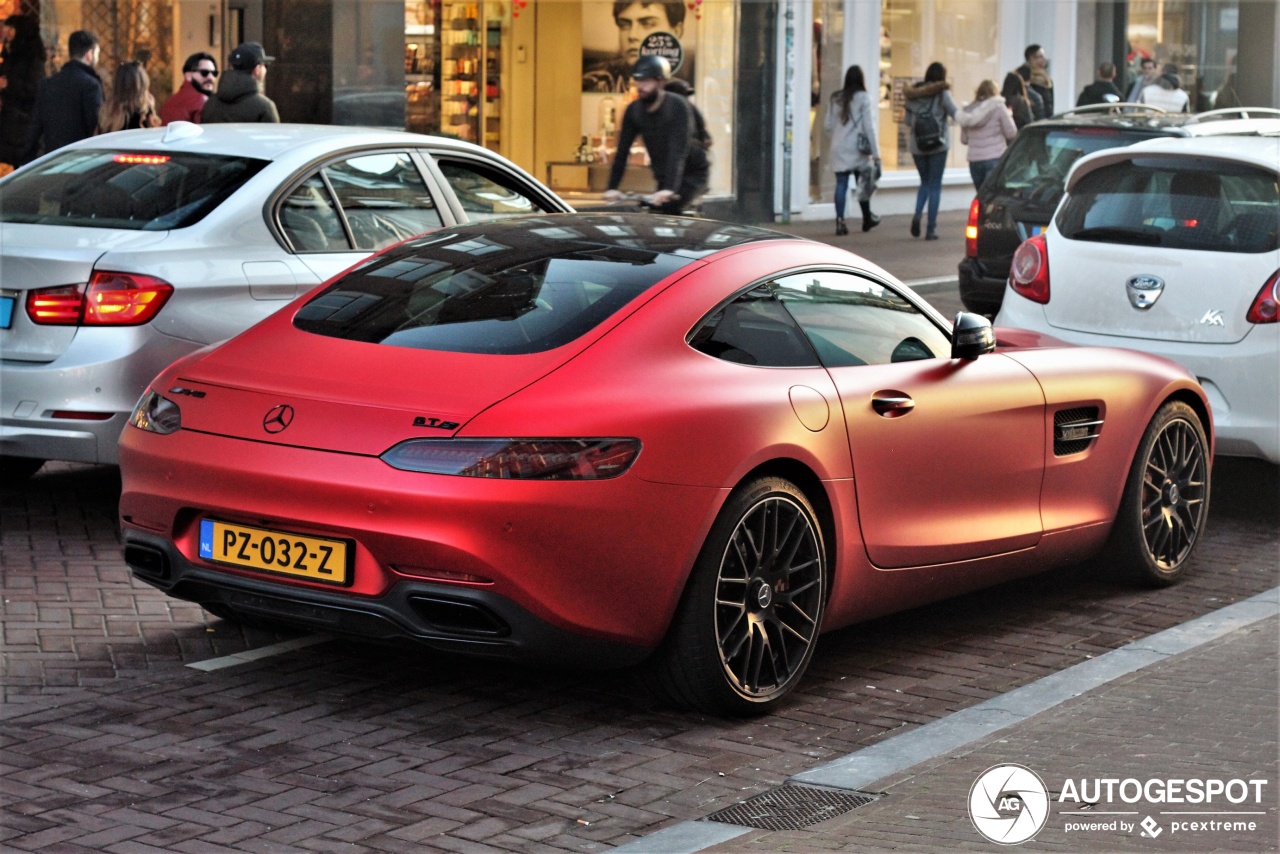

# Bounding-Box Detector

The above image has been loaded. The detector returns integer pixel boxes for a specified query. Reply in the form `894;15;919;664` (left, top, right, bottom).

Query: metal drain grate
707;784;879;830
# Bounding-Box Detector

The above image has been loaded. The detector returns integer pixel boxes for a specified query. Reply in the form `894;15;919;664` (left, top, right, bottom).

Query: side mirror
951;312;996;360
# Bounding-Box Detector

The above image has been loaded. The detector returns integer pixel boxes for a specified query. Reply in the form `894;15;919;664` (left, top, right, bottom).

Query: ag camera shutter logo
969;764;1050;844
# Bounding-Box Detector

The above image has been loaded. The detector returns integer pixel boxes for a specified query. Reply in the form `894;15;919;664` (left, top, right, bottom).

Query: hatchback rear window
293;232;688;354
1057;158;1279;253
993;128;1165;201
0;150;267;230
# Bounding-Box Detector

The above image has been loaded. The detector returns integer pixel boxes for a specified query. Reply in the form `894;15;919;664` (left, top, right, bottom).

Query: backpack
912;96;944;152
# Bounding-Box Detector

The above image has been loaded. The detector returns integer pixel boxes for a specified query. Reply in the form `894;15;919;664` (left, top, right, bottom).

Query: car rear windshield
1057;157;1279;253
293;231;689;354
994;127;1166;202
0;150;267;230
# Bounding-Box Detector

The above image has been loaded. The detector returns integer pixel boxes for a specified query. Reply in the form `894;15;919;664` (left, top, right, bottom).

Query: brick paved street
3;449;1275;853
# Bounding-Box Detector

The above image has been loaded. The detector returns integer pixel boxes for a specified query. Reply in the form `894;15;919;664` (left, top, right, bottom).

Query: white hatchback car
0;123;571;478
996;134;1279;463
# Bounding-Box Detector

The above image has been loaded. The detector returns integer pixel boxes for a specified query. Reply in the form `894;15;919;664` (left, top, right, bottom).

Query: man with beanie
202;41;280;123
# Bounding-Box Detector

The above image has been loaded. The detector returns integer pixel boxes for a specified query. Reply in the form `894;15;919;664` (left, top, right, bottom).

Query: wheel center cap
756;581;773;609
1166;482;1180;505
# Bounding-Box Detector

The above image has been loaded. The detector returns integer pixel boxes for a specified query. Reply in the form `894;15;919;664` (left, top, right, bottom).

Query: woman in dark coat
0;15;46;166
1001;72;1034;130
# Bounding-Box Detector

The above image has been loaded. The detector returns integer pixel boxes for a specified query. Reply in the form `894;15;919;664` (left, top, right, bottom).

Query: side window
280;175;349;252
436;158;548;222
324;152;444;251
689;287;819;367
773;271;951;367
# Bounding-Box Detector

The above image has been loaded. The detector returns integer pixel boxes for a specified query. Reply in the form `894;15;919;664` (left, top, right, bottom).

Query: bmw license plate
199;519;351;585
0;295;14;329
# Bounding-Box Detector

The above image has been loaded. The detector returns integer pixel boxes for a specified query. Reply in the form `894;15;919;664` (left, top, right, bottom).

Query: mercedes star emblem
263;404;295;434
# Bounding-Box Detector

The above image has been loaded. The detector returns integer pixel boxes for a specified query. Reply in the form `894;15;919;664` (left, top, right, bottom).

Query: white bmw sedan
996;134;1279;463
0;123;571;478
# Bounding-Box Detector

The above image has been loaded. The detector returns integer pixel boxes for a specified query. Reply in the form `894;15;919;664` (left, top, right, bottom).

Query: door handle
871;394;915;417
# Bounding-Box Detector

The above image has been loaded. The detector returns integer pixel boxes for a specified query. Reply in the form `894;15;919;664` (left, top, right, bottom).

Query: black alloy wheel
650;476;827;715
1111;400;1210;586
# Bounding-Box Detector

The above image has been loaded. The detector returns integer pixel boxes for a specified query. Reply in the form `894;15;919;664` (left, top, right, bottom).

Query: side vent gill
1054;407;1102;456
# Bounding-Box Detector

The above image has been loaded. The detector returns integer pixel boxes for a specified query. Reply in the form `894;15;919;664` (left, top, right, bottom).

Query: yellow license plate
198;519;350;585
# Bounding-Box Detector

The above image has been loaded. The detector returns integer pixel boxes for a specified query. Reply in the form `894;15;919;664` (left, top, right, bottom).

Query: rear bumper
957;257;1009;316
124;530;651;667
996;294;1279;463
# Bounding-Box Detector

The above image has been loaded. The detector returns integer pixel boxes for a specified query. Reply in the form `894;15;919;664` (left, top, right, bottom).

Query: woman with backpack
824;64;880;236
903;62;957;240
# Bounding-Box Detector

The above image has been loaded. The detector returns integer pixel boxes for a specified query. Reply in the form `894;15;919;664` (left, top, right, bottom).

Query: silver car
0;123;571;478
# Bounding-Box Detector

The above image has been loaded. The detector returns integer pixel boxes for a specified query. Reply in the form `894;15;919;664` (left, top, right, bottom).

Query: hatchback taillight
965;198;980;258
1245;270;1280;324
27;272;174;326
1009;235;1050;304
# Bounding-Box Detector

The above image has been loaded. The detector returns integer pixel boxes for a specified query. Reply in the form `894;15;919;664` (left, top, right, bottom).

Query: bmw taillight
381;438;642;480
1010;234;1050;304
965;198;980;258
26;272;173;326
1245;270;1280;324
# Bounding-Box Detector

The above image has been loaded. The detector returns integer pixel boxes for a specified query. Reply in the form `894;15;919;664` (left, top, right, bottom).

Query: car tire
649;476;827;716
1108;400;1210;587
1;457;45;482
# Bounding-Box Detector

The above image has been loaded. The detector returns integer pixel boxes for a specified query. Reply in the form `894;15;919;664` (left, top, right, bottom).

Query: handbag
857;130;873;156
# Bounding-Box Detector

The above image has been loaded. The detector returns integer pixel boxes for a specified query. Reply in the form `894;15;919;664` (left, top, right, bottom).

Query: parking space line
187;634;331;672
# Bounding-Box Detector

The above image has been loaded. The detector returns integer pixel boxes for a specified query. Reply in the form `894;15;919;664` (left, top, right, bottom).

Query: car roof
1064;133;1280;191
54;122;500;163
1030;106;1280;138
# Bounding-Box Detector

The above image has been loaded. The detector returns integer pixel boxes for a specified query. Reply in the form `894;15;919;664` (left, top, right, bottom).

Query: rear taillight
26;272;173;326
1245;270;1280;324
381;438;642;480
965;198;980;258
1009;234;1050;304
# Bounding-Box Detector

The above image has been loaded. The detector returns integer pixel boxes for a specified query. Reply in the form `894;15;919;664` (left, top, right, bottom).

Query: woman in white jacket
956;79;1017;191
824;65;881;235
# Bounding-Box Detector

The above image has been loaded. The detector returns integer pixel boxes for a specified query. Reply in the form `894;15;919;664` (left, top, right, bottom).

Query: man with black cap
602;54;708;214
202;41;279;123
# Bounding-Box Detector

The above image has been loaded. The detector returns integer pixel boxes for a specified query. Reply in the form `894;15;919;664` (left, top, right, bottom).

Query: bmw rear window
0;150;267;230
293;231;689;354
993;128;1166;201
1057;158;1279;253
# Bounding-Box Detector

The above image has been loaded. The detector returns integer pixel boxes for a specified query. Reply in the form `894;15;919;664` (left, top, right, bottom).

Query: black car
958;105;1280;316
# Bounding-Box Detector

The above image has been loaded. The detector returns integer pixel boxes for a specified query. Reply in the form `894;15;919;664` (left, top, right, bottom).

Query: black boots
910;214;922;237
860;202;881;232
835;217;849;236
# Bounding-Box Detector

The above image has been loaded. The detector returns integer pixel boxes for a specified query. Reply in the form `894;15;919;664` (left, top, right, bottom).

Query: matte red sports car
120;213;1212;715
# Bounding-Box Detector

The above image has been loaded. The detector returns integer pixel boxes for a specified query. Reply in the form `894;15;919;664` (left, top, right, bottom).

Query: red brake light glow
113;153;170;165
965;198;980;258
1009;234;1051;304
26;272;174;326
1246;270;1280;324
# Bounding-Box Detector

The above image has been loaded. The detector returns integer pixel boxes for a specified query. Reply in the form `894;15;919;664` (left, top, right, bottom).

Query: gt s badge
413;416;460;430
1126;274;1164;310
1199;310;1225;326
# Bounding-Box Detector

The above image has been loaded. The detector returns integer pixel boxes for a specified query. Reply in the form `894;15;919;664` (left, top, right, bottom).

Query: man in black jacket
19;30;102;164
602;55;708;214
1076;62;1123;107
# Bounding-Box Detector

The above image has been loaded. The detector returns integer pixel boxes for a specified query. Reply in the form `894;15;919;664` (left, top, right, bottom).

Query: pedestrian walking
1139;63;1190;112
159;52;218;125
1077;61;1123;106
824;64;880;235
1016;44;1054;118
0;14;45;167
1001;72;1034;130
602;54;709;215
955;79;1016;191
97;61;161;133
19;30;103;165
202;41;279;123
903;62;957;241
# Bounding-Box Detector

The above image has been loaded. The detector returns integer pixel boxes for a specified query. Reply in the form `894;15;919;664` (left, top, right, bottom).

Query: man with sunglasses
159;52;218;125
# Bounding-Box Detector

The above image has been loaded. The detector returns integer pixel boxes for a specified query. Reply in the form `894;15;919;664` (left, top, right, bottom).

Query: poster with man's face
582;0;696;93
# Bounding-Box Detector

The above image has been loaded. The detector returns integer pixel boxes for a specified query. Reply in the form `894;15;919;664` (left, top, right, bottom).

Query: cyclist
602;55;709;215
